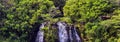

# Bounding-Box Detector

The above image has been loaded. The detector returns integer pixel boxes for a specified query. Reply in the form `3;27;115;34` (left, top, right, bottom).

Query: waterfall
69;26;73;42
35;23;45;42
35;22;81;42
72;26;81;42
57;22;81;42
69;26;81;42
74;28;81;42
57;22;68;42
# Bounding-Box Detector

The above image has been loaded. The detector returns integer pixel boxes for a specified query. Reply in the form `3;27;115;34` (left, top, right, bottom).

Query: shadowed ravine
35;22;81;42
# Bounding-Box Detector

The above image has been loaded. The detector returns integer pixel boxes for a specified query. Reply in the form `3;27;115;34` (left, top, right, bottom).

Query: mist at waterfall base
35;22;81;42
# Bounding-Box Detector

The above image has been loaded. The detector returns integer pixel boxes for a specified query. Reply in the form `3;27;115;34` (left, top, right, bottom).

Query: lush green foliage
0;0;120;42
64;0;114;22
64;0;120;42
0;0;55;42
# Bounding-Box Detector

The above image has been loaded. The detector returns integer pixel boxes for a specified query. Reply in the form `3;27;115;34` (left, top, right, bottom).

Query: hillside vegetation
0;0;120;42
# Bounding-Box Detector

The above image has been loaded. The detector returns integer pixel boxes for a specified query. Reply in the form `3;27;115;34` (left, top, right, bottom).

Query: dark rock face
52;0;66;14
50;0;66;17
101;15;111;20
28;23;41;42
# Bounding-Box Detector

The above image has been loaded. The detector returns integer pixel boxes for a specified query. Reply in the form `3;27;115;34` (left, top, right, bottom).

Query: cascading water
35;23;45;42
69;26;81;42
72;27;81;42
35;22;81;42
57;22;68;42
57;22;81;42
69;26;73;42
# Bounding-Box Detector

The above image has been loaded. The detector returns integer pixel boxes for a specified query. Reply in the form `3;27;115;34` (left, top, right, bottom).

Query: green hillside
0;0;120;42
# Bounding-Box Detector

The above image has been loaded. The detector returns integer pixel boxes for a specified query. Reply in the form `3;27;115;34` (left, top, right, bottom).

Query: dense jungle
0;0;120;42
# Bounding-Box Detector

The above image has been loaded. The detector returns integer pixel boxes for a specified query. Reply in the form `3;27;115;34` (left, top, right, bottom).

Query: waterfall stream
57;22;68;42
71;26;81;42
35;23;45;42
35;22;81;42
57;22;81;42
